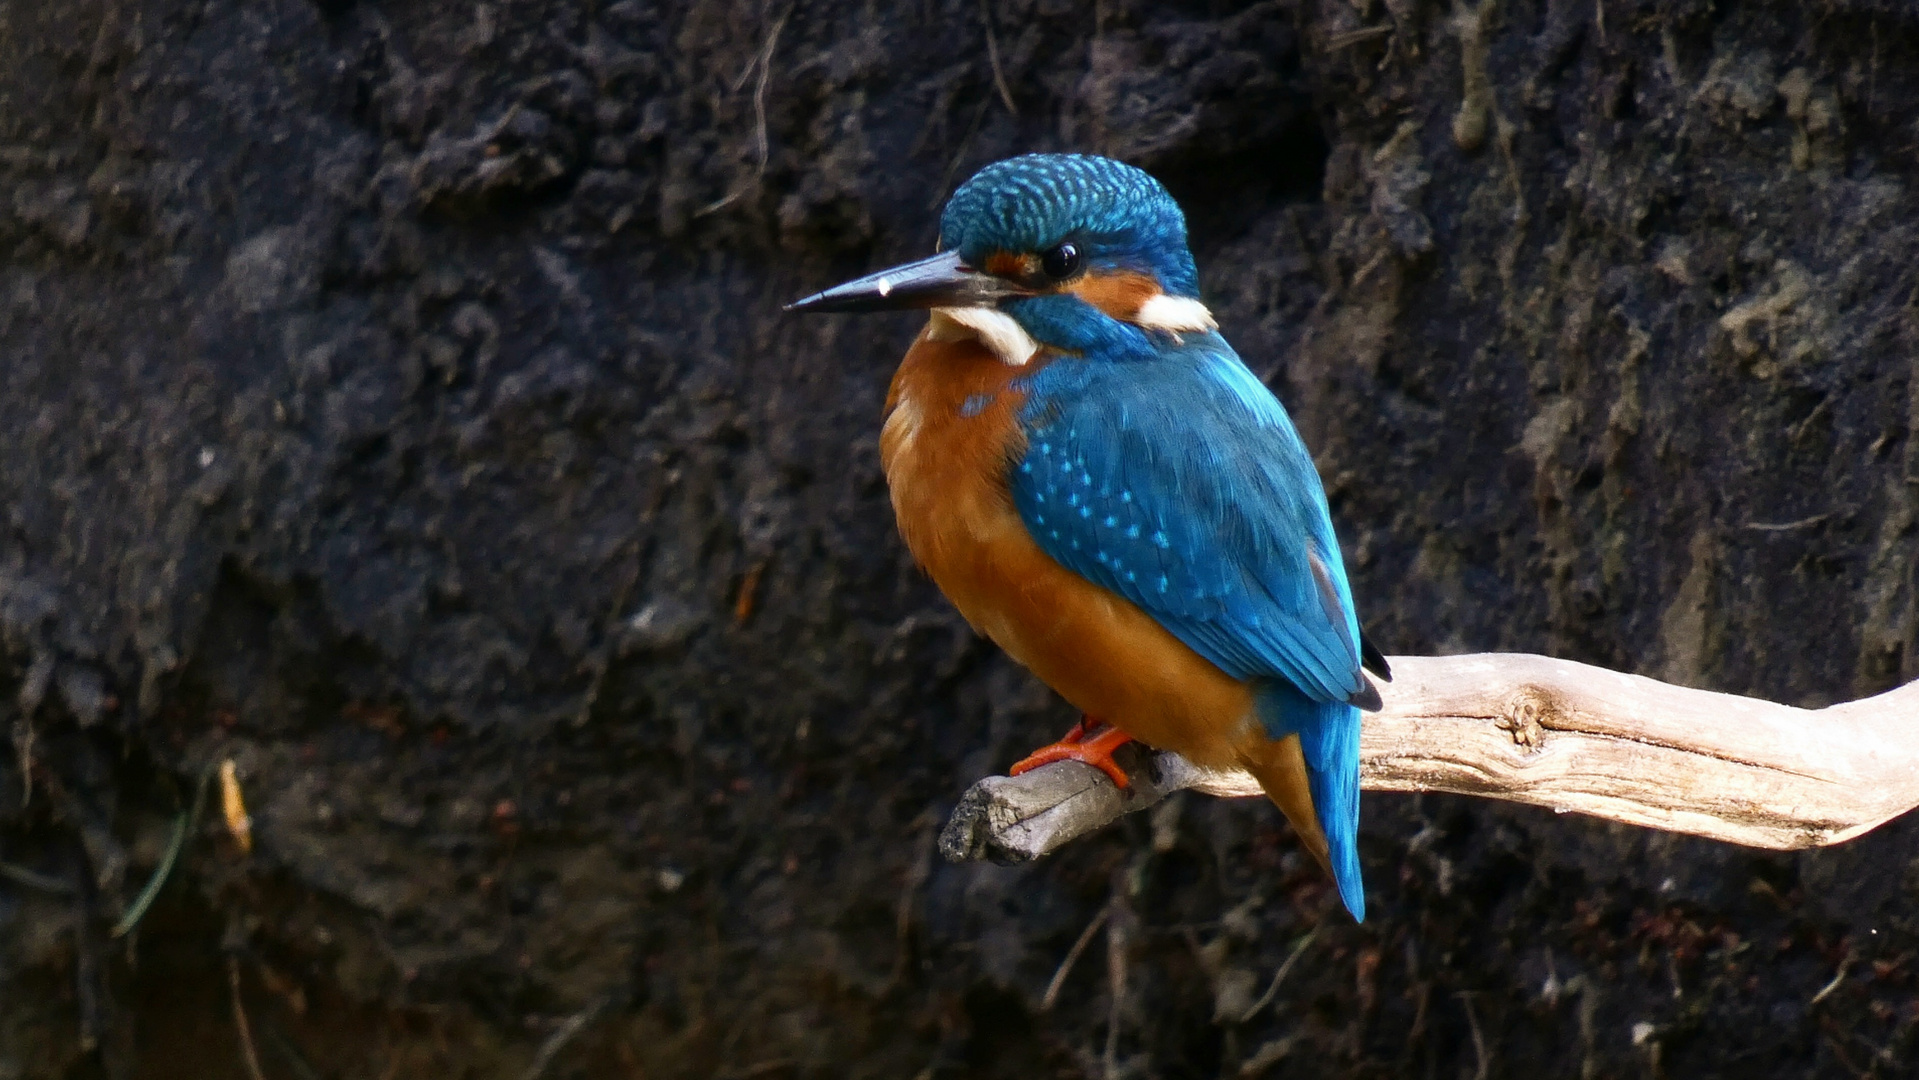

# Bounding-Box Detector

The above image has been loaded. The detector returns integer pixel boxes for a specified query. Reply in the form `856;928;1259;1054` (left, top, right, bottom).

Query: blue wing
1009;334;1370;919
1009;336;1371;708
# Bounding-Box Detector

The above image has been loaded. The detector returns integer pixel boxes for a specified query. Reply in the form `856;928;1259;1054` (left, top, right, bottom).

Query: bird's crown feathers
939;154;1199;298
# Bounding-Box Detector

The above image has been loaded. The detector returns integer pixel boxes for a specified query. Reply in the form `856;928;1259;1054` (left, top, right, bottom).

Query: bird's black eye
1040;242;1081;280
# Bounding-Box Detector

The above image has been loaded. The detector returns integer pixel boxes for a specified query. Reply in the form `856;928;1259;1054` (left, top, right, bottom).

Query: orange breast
878;323;1260;770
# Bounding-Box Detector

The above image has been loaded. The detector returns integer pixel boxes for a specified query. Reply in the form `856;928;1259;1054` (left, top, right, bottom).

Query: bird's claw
1009;718;1136;789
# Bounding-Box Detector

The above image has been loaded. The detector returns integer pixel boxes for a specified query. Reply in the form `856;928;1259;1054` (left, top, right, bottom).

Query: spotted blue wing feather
1009;332;1370;918
1010;337;1368;703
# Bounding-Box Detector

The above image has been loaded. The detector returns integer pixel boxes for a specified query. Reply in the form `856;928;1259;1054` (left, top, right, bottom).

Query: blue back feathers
1009;338;1370;921
1010;342;1364;702
948;154;1371;920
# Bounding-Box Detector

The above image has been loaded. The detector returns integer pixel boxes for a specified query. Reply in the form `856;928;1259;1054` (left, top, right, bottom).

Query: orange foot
1010;717;1136;789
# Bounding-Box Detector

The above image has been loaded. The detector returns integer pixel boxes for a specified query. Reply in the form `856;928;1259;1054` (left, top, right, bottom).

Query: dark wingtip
1360;631;1392;681
1348;677;1384;712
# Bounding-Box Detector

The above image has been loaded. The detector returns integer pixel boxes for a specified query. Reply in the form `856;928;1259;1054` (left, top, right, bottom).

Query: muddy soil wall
2;0;1917;1077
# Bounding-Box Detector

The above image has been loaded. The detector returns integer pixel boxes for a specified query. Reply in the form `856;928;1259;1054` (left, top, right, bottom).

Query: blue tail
1258;681;1365;921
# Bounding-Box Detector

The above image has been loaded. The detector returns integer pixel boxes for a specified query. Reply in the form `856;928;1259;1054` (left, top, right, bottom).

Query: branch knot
1496;685;1560;750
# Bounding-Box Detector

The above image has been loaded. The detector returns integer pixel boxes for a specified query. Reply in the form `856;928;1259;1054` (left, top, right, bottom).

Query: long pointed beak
785;250;1027;313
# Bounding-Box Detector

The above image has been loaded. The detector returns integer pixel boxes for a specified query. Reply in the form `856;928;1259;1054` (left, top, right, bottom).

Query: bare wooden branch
937;653;1919;864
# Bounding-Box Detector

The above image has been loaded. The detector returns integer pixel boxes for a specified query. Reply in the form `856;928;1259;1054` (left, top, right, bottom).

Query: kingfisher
788;154;1387;920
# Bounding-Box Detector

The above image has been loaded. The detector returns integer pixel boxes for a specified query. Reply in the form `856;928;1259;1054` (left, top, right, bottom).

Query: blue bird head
788;154;1213;359
938;154;1199;299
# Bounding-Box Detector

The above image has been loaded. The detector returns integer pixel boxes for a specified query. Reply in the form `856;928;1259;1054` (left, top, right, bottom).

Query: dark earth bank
3;0;1918;1076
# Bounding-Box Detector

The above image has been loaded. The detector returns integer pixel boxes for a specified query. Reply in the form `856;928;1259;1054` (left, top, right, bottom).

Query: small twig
1457;991;1490;1080
1104;899;1131;1080
261;1023;324;1080
229;956;269;1080
979;0;1019;116
1576;979;1600;1080
750;10;789;169
570;537;643;729
114;761;217;937
1744;513;1832;532
116;764;215;935
1821;1028;1870;1080
0;859;75;894
73;851;103;1054
520;1002;604;1080
1407;981;1431;1043
1327;26;1393;49
1237;929;1321;1024
928;95;992;212
13;713;35;808
1350;248;1389;290
111;813;188;938
1810;955;1853;1005
1042;902;1113;1011
698;7;788;216
889;819;938;987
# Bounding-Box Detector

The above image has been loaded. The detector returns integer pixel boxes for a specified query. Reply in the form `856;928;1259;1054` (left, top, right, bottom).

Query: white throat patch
1134;293;1217;334
925;307;1040;367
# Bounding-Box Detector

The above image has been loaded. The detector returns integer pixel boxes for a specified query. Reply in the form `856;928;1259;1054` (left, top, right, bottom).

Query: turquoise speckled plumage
790;154;1386;921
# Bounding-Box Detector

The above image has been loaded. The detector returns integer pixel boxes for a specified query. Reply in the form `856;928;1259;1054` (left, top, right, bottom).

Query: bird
787;153;1387;921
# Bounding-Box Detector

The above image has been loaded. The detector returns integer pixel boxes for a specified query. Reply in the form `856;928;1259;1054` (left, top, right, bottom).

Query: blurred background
1;0;1916;1076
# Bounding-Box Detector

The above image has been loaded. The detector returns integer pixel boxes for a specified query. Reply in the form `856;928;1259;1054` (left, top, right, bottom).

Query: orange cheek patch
1066;270;1162;320
984;251;1036;278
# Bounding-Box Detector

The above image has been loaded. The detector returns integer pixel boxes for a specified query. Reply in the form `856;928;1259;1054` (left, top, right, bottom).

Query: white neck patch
1134;293;1217;334
925;307;1039;367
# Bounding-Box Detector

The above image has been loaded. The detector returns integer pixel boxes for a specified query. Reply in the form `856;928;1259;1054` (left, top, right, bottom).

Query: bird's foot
1009;717;1136;789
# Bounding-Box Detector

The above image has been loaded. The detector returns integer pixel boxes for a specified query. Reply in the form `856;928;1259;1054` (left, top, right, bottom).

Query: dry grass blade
1042;901;1112;1011
229;956;269;1080
114;763;216;938
1457;991;1489;1080
979;0;1019;116
1238;929;1320;1024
